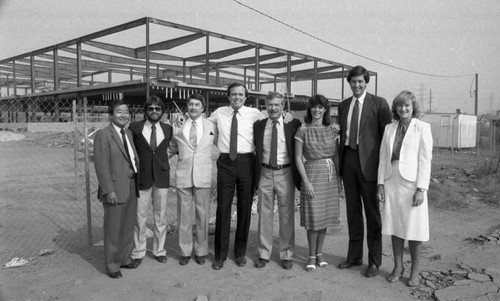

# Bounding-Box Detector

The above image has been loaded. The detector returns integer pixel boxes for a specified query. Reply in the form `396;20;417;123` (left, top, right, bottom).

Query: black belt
220;153;253;158
346;145;358;151
261;163;290;170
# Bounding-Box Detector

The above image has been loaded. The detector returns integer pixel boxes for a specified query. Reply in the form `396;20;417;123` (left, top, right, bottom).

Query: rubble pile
410;263;500;300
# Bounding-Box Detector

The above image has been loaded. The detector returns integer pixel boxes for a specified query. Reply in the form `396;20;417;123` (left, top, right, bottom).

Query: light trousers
257;166;296;260
177;187;211;256
131;185;169;259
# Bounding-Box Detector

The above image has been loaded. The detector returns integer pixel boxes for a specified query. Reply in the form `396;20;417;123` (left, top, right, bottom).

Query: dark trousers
214;153;255;260
342;147;382;267
102;179;137;273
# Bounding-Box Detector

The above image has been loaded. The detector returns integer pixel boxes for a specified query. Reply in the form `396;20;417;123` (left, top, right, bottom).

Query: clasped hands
376;185;424;207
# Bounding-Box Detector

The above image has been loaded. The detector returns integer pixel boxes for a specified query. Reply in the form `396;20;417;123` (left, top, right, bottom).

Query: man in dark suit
337;65;392;277
128;95;173;266
93;99;139;279
253;92;301;270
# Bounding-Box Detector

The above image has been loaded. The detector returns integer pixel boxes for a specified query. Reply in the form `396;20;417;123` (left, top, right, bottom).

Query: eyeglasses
147;107;162;112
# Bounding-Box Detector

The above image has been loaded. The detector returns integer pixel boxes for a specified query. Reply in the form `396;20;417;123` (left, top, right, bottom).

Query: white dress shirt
142;120;165;146
209;105;264;153
183;117;204;147
262;116;289;165
345;91;366;146
112;123;137;172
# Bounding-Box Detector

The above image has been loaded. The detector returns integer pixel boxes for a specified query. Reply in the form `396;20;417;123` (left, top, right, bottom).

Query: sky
1;0;499;114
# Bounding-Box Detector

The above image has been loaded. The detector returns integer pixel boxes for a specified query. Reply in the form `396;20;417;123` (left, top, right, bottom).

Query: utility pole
474;73;478;115
429;89;432;113
417;84;425;112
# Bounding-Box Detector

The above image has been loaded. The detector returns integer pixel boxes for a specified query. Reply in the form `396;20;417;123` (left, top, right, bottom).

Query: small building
420;113;477;148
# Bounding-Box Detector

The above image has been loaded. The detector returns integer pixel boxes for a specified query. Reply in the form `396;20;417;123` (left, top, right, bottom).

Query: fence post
83;96;93;246
72;99;78;174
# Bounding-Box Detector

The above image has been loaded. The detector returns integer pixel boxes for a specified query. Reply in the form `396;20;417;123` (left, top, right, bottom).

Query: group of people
93;65;433;288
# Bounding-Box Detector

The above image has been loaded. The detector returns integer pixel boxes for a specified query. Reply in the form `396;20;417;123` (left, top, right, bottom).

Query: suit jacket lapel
283;122;292;155
359;93;372;132
136;120;150;147
109;124;129;160
157;122;170;148
387;122;397;156
340;98;352;136
197;118;211;147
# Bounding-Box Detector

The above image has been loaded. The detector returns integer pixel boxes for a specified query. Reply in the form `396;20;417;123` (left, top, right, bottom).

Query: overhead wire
232;0;476;79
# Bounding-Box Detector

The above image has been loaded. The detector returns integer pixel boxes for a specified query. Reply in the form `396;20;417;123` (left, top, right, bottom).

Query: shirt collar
189;116;202;123
145;119;158;129
275;115;284;124
112;123;124;134
354;91;367;105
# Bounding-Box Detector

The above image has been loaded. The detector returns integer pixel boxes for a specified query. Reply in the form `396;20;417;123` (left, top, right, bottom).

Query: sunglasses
147;107;162;112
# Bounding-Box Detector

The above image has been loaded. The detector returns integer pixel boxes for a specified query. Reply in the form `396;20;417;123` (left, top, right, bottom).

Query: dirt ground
0;132;499;301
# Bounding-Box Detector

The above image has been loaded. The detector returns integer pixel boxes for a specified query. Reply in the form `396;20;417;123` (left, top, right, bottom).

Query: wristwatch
417;188;426;192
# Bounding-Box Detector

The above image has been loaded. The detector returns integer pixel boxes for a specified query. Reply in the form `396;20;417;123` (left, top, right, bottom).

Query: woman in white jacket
376;90;433;287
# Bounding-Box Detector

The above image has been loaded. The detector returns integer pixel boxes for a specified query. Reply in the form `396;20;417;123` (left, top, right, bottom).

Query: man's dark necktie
120;128;134;170
349;99;359;150
189;121;197;149
150;124;157;149
269;120;278;168
229;110;238;160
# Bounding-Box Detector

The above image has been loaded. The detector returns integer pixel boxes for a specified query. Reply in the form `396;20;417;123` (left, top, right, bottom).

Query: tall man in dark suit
253;92;302;270
128;95;173;266
93;99;139;279
337;66;392;277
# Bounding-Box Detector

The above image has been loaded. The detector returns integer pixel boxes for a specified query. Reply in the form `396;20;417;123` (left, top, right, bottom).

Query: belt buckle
129;170;135;178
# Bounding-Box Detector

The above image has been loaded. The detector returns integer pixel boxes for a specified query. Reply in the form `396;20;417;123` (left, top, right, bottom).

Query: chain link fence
0;96;220;267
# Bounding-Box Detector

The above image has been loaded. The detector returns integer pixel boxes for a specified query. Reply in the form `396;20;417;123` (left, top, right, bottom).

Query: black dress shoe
337;260;362;269
234;256;247;267
121;258;142;269
254;258;269;268
212;259;224;270
155;255;167;263
195;255;206;265
179;256;190;265
281;259;293;270
107;271;122;279
365;263;379;278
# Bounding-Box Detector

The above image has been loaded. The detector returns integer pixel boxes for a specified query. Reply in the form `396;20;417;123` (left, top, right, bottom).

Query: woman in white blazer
376;91;433;287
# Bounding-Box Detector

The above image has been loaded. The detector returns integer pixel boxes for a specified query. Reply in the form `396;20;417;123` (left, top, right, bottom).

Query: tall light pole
474;73;478;115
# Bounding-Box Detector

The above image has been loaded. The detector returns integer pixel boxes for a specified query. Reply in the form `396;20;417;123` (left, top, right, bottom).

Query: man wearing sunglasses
128;95;173;267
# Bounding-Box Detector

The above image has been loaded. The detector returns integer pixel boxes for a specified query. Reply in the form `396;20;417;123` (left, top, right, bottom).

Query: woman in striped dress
295;94;340;271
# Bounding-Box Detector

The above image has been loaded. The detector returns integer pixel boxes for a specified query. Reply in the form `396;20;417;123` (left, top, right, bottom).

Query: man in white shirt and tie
128;96;173;267
169;93;216;266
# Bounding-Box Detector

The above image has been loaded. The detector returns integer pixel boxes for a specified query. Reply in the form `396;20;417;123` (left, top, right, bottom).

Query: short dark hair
143;95;165;112
227;83;248;97
108;99;128;115
188;93;206;108
304;94;331;126
347;65;370;84
391;90;420;120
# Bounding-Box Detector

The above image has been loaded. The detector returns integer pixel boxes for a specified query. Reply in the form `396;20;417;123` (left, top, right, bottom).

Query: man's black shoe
337;260;362;269
121;258;142;269
365;263;379;278
235;256;247;267
212;259;224;270
254;258;269;268
107;271;123;279
179;256;190;265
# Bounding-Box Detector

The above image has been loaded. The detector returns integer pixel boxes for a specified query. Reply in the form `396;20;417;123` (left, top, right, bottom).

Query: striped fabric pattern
295;124;340;230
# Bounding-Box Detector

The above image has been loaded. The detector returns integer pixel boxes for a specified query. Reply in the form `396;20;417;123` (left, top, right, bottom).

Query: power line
232;0;476;78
